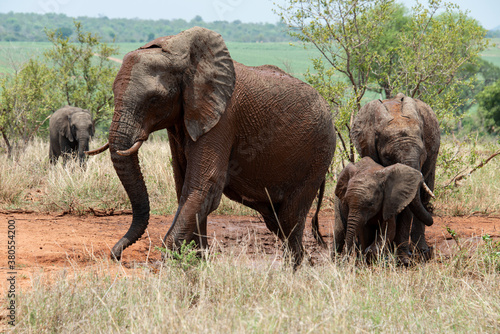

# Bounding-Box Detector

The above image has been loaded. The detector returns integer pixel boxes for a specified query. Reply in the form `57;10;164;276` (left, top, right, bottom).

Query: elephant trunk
77;136;90;165
345;213;363;255
109;118;150;260
408;187;433;226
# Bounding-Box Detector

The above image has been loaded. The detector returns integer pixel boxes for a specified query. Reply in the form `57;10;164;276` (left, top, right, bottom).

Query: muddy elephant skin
333;157;430;264
351;93;440;259
49;106;94;165
89;27;336;267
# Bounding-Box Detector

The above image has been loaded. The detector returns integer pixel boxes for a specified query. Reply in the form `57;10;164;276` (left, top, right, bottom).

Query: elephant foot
110;249;122;261
395;247;412;267
410;245;434;262
398;255;411;267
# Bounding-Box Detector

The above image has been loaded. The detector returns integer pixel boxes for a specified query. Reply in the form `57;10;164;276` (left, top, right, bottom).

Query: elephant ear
335;163;357;200
351;99;392;162
400;94;424;125
61;114;74;142
143;27;235;142
381;164;423;221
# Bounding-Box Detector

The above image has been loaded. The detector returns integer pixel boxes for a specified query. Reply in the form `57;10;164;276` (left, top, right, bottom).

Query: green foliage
277;0;490;146
453;59;500;117
0;21;119;156
156;240;202;271
480;234;500;273
0;58;59;156
278;0;394;113
379;1;488;127
0;12;292;43
44;21;119;126
476;78;500;133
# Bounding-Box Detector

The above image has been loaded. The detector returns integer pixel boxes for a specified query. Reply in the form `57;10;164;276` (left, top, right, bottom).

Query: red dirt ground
1;211;499;294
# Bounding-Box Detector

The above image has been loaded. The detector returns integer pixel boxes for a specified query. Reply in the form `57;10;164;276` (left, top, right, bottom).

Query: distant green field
481;38;500;68
0;41;318;80
1;39;499;81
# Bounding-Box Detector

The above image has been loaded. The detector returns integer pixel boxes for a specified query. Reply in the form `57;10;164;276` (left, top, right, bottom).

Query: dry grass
0;136;498;216
2;136;500;333
434;138;500;216
10;238;500;333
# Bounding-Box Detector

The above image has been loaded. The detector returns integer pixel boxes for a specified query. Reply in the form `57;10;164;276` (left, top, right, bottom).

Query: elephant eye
148;96;160;105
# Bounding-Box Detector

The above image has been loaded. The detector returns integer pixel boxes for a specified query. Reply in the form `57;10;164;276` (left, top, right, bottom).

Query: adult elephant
351;93;440;260
333;157;434;264
87;27;336;267
49;106;94;165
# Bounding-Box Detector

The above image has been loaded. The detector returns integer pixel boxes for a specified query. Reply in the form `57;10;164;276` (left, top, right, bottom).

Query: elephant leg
163;181;224;251
365;217;396;263
411;171;435;261
163;140;230;252
275;186;320;269
49;149;58;164
394;207;412;266
59;137;76;165
333;196;346;256
410;219;432;260
194;215;208;249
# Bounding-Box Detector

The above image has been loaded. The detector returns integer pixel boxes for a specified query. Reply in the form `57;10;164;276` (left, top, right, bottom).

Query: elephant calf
49;106;94;165
351;93;440;260
333;157;434;264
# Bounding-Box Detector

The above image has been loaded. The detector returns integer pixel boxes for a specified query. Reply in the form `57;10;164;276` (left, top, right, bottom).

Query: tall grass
434;137;500;215
11;238;500;333
0;137;256;215
0;136;498;215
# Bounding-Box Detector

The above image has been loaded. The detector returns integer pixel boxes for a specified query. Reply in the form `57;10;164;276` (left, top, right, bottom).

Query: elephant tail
311;179;327;248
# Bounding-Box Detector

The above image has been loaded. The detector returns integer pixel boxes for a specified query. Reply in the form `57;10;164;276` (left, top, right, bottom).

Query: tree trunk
1;130;12;159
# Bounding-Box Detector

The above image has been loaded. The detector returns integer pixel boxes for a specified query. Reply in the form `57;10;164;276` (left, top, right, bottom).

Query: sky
0;0;499;30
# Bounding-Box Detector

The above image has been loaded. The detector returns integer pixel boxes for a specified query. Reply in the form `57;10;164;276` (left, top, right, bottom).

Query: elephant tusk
85;142;109;156
116;141;144;156
422;182;435;199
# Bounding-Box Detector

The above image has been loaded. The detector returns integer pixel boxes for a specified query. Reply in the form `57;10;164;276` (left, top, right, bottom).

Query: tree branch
444;149;500;187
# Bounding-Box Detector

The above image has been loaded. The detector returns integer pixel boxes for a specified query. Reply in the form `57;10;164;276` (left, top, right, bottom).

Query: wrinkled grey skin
49;106;94;165
351;93;440;260
92;27;336;268
333;157;430;264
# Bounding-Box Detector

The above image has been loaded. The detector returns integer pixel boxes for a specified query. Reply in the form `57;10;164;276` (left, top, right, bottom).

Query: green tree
454;59;500;116
375;1;488;126
44;21;119;126
476;79;500;133
0;59;59;157
277;0;489;156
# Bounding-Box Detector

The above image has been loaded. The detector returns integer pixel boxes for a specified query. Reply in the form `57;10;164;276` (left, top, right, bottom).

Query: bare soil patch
1;211;499;292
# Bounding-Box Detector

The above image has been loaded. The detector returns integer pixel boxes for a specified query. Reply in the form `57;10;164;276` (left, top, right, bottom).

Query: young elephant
333;157;434;264
49;106;94;165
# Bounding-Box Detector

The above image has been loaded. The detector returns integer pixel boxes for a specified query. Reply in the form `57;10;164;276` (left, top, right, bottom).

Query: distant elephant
351;93;440;260
333;157;434;264
87;27;336;267
49;106;94;165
